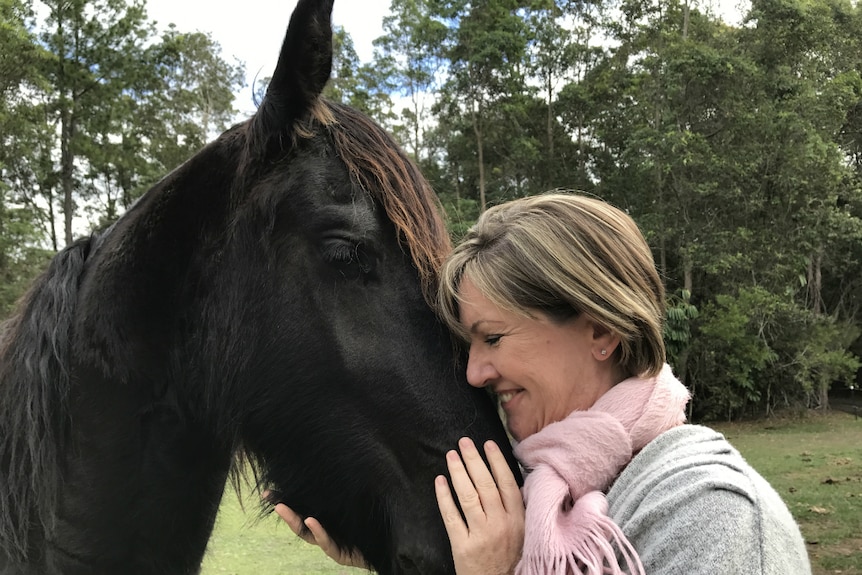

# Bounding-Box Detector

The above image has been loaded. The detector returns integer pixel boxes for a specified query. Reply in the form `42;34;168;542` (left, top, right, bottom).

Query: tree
0;0;54;316
373;0;447;162
434;0;530;211
1;0;245;317
324;26;394;122
22;0;244;245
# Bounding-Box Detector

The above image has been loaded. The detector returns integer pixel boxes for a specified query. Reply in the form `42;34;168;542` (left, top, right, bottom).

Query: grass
201;411;862;575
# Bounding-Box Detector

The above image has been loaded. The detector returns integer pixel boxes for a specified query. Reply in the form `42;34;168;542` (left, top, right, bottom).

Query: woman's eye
485;335;502;346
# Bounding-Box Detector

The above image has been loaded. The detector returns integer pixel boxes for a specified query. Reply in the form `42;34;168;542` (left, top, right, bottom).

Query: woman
276;193;812;574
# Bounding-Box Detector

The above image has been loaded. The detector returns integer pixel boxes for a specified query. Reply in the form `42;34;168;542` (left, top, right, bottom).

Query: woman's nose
465;347;496;388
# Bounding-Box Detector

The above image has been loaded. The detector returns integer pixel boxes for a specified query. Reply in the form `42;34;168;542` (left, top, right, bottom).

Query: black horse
0;1;518;573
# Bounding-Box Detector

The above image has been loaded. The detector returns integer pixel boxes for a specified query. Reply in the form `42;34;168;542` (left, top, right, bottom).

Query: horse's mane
298;100;452;304
0;235;94;559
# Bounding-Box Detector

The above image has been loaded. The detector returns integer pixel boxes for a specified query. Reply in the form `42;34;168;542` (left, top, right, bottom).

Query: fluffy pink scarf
513;364;690;575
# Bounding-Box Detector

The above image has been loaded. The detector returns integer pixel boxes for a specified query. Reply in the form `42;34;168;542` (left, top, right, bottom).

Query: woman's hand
435;438;525;575
272;502;369;569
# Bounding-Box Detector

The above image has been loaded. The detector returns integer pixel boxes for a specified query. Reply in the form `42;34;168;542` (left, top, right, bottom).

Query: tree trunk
681;256;693;418
60;105;75;247
545;71;554;161
472;101;486;213
682;0;690;40
809;250;822;315
413;92;421;163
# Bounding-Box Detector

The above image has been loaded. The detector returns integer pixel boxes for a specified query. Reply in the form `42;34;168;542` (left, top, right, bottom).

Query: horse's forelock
323;101;451;305
247;100;449;304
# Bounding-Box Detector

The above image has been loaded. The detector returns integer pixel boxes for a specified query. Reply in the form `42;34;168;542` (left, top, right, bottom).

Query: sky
144;0;392;117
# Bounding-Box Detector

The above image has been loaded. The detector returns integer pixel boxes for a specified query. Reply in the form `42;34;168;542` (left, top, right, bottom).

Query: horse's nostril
395;555;421;575
396;554;429;575
395;550;452;575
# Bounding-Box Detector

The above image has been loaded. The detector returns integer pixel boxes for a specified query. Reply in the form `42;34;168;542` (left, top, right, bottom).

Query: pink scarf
513;364;690;575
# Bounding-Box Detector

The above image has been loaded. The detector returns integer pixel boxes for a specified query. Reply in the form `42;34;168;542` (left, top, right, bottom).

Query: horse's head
192;1;519;573
0;1;517;571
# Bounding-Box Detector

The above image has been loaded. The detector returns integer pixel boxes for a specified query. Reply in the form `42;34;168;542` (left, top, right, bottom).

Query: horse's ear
249;0;334;156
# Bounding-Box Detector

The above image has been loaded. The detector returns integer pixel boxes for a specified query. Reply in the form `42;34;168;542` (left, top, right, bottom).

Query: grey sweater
606;424;812;574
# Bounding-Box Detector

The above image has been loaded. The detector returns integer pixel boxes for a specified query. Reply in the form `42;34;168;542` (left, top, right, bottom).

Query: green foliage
0;0;245;247
664;288;698;369
690;287;780;420
788;316;860;400
366;0;862;419
324;26;394;123
0;0;246;313
0;194;52;319
690;285;861;420
438;195;480;242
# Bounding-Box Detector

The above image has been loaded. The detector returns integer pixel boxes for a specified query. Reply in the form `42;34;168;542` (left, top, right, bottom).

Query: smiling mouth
497;390;521;405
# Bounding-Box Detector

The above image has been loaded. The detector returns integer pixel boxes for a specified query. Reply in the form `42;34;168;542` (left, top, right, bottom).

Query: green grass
202;411;862;574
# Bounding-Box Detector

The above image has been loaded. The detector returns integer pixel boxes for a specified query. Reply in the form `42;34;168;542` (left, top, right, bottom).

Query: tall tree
0;0;55;316
39;0;154;245
434;0;530;211
373;0;447;162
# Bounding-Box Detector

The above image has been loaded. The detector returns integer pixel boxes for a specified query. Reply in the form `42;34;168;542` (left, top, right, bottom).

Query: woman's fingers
484;440;523;513
435;474;469;540
435;439;526;575
303;516;341;557
452;438;507;519
445;445;484;522
272;504;368;569
304;517;368;568
274;503;314;543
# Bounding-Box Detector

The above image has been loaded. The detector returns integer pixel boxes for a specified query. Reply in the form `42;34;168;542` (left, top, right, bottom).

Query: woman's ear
588;318;621;361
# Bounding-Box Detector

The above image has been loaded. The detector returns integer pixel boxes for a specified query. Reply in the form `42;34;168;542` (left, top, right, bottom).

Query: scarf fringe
516;491;644;575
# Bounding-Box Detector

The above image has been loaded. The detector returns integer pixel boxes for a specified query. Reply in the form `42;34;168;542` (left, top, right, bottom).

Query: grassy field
201;410;862;575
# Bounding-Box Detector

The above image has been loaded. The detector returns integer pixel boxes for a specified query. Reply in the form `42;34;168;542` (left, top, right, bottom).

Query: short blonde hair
438;192;666;378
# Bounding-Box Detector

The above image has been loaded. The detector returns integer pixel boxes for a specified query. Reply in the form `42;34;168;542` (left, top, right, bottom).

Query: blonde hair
438;192;666;378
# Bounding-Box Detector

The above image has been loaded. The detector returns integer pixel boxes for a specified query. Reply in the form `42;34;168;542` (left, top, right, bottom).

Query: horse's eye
323;240;375;278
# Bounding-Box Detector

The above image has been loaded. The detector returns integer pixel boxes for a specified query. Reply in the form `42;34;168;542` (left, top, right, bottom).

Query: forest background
2;0;862;422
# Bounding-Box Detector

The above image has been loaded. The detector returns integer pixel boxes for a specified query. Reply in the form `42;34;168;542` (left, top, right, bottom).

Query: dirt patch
808;538;862;575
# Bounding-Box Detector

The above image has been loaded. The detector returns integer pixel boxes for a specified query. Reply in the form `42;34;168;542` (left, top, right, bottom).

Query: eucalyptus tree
433;0;530;211
564;0;862;416
24;0;244;244
526;0;604;190
373;0;447;162
0;0;54;314
2;0;245;313
36;0;155;245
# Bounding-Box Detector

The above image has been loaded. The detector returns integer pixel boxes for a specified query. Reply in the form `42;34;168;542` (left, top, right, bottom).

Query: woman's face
458;277;616;441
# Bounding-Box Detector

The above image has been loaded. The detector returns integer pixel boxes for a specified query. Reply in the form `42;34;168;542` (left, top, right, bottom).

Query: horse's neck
48;367;234;574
